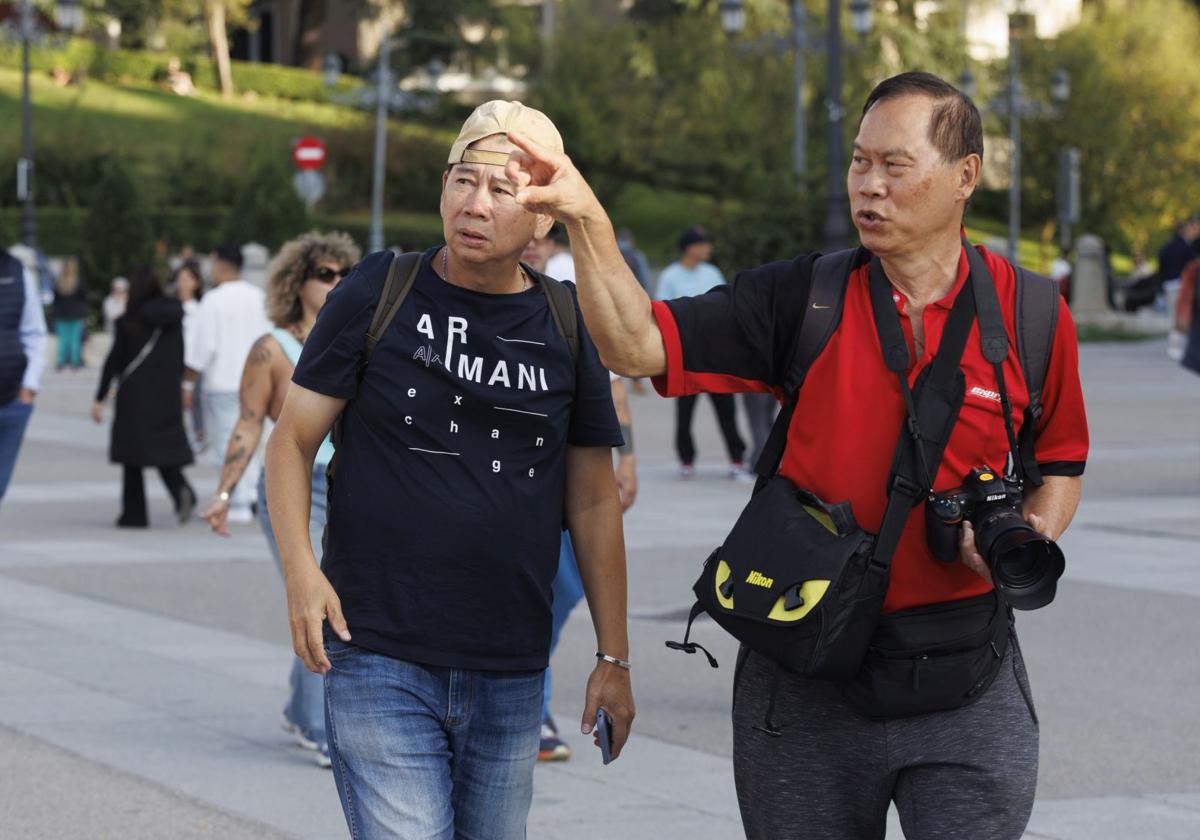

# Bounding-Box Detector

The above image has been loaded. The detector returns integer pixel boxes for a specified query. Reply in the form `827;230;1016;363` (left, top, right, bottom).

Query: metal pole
542;0;555;79
790;0;806;179
369;34;390;254
18;0;36;249
821;0;850;251
1007;28;1020;265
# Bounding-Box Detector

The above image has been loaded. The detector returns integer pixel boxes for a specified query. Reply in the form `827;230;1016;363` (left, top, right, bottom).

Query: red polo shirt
651;244;1088;613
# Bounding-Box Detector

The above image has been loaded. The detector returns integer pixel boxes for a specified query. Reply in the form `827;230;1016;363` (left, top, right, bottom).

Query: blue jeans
324;642;543;840
0;399;34;503
544;532;584;721
258;467;328;747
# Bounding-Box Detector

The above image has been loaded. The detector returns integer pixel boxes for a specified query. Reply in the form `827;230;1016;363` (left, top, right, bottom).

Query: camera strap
963;240;1025;485
867;252;978;568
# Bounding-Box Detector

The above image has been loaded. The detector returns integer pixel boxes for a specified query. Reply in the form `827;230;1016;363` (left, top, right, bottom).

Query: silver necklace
441;247;529;292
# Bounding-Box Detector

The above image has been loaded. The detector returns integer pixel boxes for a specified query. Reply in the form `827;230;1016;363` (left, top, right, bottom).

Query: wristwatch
217;489;231;503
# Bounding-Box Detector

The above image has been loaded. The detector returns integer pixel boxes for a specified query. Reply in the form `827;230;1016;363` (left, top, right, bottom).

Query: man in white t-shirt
183;243;270;522
544;227;577;282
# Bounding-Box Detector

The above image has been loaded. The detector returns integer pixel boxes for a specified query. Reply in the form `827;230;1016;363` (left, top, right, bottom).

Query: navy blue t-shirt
293;248;623;670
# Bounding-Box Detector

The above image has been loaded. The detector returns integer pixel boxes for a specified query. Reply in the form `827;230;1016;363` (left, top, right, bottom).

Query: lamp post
822;0;872;251
15;0;83;251
17;0;36;249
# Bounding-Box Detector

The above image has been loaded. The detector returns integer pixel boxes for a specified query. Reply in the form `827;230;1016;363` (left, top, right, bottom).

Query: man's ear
533;212;554;241
958;153;982;202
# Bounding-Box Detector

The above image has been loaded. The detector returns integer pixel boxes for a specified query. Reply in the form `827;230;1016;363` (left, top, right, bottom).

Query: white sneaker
315;745;332;769
281;717;319;751
226;505;254;524
679;464;695;480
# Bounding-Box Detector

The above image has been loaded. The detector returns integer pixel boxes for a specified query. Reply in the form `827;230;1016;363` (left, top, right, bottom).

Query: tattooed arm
202;334;280;536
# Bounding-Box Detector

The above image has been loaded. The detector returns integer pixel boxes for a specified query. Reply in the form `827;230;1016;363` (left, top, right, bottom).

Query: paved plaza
1;335;1198;839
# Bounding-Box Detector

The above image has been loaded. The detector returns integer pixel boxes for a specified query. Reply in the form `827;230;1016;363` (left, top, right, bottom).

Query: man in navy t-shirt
265;101;634;839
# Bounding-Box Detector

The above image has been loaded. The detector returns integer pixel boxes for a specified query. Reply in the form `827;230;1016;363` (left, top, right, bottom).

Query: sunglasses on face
310;266;349;284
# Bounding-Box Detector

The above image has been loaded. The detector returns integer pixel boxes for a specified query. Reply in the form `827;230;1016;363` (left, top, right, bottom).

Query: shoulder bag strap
752;248;861;480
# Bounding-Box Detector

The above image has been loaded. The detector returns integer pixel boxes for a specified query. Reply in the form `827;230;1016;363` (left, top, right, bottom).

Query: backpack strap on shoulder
362;250;422;371
1014;265;1060;486
752;248;863;480
533;269;580;367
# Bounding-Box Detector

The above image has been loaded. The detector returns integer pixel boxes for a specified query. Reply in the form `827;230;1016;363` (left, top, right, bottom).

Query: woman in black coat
91;266;196;527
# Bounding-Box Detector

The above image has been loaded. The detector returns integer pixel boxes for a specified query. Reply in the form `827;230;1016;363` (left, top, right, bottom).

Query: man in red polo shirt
507;71;1087;839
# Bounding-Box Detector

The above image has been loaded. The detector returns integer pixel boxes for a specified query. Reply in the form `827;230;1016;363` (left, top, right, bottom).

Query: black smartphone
596;708;615;765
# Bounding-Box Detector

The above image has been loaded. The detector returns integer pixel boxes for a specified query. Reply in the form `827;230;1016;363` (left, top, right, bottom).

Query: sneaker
315;745;332;769
538;718;570;762
281;716;319;752
734;469;757;484
678;463;695;480
226;505;254;525
728;461;746;479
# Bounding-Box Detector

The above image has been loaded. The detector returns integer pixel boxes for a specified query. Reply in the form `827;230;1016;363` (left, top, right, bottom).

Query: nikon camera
925;466;1065;610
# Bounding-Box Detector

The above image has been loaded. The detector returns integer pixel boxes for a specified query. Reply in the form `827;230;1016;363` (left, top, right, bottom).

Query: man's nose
463;184;492;218
856;169;886;198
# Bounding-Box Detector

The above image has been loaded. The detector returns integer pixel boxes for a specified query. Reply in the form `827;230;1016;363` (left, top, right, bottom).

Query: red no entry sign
293;136;327;170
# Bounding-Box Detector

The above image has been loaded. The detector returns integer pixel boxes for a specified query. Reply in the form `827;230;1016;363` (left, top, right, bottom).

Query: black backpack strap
330;250;421;481
362;250;422;369
1014;265;1060;486
531;269;580;367
752;248;863;479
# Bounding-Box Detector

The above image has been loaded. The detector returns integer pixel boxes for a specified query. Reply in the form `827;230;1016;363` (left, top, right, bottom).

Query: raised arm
506;131;666;378
264;383;349;674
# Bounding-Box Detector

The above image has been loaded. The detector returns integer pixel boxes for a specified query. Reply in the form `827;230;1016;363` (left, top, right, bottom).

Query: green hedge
0;39;360;102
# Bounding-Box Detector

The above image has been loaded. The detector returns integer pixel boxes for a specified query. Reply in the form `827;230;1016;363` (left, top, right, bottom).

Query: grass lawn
0;68;452;178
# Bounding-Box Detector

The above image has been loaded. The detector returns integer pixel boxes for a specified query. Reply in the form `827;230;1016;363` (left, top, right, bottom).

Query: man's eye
852;157;868;166
494;187;513;197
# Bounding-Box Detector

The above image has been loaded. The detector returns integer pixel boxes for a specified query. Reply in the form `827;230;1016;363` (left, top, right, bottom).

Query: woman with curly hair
201;230;360;767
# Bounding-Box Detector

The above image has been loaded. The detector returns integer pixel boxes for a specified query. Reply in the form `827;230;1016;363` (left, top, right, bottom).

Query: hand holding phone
596;708;615;765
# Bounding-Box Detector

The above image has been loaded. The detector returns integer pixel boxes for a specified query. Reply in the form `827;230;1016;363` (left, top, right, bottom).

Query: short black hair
213;242;243;269
862;71;983;163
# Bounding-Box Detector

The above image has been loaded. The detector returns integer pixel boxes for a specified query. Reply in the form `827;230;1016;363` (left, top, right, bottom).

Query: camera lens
974;507;1065;611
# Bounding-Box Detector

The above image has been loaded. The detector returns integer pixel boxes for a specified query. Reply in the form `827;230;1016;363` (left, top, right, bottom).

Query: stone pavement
0;336;1197;839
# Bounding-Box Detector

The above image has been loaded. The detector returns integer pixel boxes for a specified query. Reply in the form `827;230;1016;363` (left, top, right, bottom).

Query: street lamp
822;0;873;251
15;0;83;251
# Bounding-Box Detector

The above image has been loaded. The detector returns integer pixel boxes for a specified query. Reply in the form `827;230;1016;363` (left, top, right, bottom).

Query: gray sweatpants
732;632;1039;840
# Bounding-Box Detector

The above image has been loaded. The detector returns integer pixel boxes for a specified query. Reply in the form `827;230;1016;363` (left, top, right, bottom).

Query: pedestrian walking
183;243;270;523
266;100;633;839
201;231;360;768
741;391;777;470
656;228;747;478
91;266;196;528
0;246;48;506
172;261;206;449
51;257;87;371
510;70;1089;840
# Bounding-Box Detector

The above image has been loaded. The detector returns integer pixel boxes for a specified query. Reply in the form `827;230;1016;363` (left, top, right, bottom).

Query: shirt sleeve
184;296;217;375
650;254;818;398
653;266;675;301
18;265;47;392
567;289;624;448
1031;295;1089;477
291;251;392;400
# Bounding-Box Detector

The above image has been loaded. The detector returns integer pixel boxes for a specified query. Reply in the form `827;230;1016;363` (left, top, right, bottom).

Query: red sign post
292;136;327;170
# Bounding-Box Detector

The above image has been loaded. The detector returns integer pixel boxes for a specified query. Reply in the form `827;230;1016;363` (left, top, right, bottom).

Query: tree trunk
207;0;235;99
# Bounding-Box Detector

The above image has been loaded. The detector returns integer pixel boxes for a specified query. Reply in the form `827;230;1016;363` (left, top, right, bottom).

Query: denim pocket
325;637;359;660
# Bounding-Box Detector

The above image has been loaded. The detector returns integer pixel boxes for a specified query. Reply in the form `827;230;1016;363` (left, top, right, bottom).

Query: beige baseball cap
447;100;564;168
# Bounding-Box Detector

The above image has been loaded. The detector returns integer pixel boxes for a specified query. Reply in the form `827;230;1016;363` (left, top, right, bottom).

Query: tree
82;160;154;293
220;158;309;250
1021;0;1200;251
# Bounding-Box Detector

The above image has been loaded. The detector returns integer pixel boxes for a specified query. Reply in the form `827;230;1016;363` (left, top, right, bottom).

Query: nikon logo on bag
746;571;774;588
